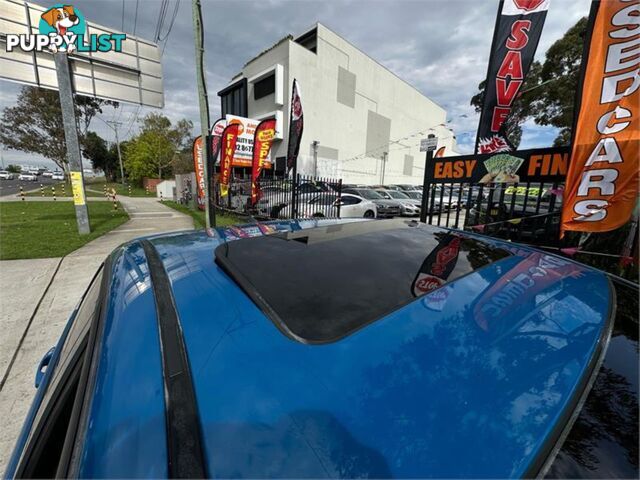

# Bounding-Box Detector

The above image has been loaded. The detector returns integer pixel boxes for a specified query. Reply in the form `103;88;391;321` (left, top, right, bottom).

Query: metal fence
218;174;343;220
422;182;563;246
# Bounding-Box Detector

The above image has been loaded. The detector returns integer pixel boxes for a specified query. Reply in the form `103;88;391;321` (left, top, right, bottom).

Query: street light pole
380;151;388;185
312;140;319;177
107;120;125;186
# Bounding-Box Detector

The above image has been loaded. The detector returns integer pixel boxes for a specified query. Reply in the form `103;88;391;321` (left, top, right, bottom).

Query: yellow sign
70;171;85;206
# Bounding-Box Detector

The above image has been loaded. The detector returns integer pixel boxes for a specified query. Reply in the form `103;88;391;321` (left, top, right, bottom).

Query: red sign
251;119;277;205
192;136;205;210
220;124;240;197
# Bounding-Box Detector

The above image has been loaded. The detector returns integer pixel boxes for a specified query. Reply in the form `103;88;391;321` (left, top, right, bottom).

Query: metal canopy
0;0;164;107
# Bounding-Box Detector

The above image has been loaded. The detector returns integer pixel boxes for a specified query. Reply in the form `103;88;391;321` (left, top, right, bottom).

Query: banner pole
474;0;504;154
420;148;434;224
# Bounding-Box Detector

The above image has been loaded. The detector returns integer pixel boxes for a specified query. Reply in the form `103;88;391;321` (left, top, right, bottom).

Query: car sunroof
215;220;511;344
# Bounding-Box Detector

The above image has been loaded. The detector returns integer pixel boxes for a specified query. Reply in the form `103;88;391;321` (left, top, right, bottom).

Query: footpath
0;196;193;474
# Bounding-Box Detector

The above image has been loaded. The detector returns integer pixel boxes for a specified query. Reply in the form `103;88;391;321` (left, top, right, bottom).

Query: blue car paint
77;242;168;478
6;220;613;478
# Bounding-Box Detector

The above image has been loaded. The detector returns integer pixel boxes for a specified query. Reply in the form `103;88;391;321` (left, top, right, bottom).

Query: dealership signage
225;115;273;168
427;146;570;184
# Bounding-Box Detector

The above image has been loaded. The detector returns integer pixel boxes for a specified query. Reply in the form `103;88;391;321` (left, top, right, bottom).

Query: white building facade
218;23;458;185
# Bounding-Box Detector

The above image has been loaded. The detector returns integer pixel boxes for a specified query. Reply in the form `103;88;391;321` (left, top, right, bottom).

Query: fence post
420;148;434;223
336;179;342;218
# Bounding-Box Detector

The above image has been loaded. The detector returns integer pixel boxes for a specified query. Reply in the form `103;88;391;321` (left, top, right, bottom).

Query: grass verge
24;182;102;197
0;201;129;260
163;201;245;229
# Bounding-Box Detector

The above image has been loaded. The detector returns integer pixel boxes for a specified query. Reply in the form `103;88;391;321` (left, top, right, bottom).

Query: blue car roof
76;219;613;478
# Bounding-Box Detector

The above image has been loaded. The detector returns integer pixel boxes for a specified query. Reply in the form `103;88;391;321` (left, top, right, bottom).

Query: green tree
82;131;119;181
470;17;587;147
530;17;587;146
0;86;117;173
123;113;193;181
6;164;21;173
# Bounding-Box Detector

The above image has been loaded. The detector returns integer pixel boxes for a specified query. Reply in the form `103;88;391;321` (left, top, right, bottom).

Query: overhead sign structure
561;0;639;236
0;0;164;107
225;114;275;168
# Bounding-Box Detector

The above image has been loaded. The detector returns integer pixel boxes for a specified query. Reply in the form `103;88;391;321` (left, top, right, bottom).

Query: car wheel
364;210;375;218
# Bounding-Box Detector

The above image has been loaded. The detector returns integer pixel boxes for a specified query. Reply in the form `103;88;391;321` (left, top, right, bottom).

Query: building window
254;74;275;100
218;78;248;117
295;27;317;54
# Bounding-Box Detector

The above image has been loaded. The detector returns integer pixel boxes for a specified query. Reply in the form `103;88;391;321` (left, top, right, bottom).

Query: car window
376;191;391;199
17;268;104;478
389;191;410;199
359;189;383;200
341;196;359;205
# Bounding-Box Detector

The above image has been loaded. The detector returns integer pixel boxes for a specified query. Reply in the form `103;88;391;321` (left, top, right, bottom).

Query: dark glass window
341;195;360;205
17;268;103;477
216;221;511;344
219;79;247;117
254;74;275;100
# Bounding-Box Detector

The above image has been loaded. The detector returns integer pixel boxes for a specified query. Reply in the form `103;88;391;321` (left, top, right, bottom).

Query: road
0;177;59;197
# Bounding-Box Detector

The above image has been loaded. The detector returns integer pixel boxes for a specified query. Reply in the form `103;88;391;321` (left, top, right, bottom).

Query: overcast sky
0;0;591;168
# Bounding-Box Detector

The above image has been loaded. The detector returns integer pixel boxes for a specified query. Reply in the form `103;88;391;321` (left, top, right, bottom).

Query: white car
51;172;65;181
305;193;377;219
41;171;54;178
0;171;15;180
374;189;421;216
18;172;38;181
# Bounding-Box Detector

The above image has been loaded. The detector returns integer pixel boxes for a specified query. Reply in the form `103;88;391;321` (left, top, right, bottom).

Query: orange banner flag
561;0;639;236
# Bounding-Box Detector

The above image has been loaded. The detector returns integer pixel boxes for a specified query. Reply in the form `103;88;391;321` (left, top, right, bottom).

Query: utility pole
380;151;388;185
106;120;125;186
192;0;215;228
312;140;319;177
54;53;90;234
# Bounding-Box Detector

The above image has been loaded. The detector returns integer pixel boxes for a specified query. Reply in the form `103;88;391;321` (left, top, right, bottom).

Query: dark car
5;219;638;479
343;188;401;218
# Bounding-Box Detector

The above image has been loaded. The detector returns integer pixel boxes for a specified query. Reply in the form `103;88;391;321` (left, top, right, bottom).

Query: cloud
0;0;592;167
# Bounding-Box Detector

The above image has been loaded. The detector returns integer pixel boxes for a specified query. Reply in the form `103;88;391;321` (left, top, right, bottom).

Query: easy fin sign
561;0;639;236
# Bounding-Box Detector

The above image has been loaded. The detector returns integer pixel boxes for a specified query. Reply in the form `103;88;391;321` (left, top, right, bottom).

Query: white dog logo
40;5;79;53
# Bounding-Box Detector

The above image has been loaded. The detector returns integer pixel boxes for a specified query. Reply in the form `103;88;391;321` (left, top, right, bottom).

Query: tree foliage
471;17;587;147
82;131;119;181
0;86;117;172
123;113;193;181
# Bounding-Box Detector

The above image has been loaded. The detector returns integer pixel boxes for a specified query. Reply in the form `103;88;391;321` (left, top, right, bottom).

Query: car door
339;195;362;217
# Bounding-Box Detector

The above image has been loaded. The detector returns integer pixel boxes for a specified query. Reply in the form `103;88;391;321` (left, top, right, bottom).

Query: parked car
304;193;377;218
5;219;637;479
374;189;421;216
0;170;15;180
18;172;38;181
51;172;65;181
343;188;401;218
41;171;54;178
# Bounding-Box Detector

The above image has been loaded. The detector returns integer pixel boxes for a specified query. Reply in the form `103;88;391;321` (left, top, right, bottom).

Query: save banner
251;119;277;205
561;0;639;236
476;0;550;154
220;123;240;197
192;136;205;210
427;146;569;184
287;79;304;174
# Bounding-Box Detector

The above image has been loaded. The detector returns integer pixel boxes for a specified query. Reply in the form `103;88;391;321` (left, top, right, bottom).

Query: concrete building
218;23;458;185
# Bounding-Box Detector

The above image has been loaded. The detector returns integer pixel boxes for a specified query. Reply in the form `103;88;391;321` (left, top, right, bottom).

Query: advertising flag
287;79;304;174
475;0;550;154
220;123;240;197
251;119;277;205
192;136;205;210
561;0;639;236
411;233;461;297
210;117;227;165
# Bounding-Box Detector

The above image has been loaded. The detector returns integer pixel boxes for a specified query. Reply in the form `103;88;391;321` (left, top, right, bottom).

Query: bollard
128;184;132;196
62;183;66;196
40;184;44;197
145;185;149;195
103;184;107;197
52;186;56;201
20;185;24;201
160;191;163;202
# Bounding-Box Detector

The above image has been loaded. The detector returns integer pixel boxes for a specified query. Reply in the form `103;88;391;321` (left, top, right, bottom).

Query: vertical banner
287;79;304;174
411;233;461;297
251;119;277;205
220;123;240;197
475;0;550;154
561;0;639;236
192;136;205;210
210;117;227;164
